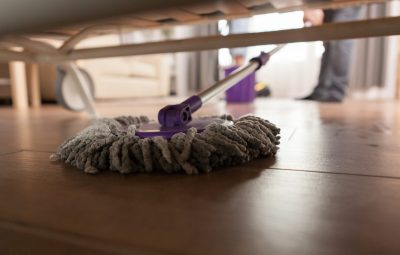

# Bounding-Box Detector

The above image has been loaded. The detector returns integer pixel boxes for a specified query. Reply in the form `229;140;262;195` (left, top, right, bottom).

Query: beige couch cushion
79;57;157;78
94;76;166;99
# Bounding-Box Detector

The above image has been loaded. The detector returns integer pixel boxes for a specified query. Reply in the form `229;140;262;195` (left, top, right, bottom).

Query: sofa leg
63;62;98;118
28;63;41;108
9;61;29;110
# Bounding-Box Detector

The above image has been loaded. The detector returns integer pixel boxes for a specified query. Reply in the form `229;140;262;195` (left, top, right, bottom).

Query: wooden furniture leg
9;61;29;110
397;36;400;100
27;63;41;108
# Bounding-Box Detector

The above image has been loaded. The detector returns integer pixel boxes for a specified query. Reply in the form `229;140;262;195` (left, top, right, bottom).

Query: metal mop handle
158;45;285;128
199;45;285;103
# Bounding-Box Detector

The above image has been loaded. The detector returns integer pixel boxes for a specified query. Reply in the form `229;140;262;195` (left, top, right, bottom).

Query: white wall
221;11;324;98
251;42;322;98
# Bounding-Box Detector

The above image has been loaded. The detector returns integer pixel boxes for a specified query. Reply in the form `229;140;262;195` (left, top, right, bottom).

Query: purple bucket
225;66;256;103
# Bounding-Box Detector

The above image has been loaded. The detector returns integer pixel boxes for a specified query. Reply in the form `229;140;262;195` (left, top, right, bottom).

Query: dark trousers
312;7;361;100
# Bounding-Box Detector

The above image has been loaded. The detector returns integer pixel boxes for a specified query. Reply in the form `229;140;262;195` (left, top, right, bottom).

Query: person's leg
306;41;333;99
326;7;361;101
325;39;353;101
302;7;361;102
301;10;334;100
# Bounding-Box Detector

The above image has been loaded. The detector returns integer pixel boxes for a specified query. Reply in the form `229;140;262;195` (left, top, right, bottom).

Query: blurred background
0;2;399;106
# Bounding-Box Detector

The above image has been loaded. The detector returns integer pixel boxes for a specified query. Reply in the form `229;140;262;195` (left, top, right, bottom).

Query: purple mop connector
158;95;203;128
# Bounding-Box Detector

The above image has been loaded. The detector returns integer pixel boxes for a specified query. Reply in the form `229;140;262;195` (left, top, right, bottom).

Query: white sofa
78;54;171;99
77;34;171;99
39;34;171;100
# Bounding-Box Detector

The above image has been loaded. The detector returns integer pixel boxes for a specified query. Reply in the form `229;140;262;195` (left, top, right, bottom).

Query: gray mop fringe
50;115;280;174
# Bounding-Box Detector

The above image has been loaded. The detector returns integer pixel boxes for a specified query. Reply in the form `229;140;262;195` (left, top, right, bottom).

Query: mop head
50;115;280;175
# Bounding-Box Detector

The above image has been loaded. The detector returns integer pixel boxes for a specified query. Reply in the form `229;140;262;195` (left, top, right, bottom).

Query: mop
50;46;284;174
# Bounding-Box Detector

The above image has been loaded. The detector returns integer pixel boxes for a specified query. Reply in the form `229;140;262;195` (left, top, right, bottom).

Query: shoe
298;89;344;103
298;94;316;100
318;95;343;102
297;91;319;101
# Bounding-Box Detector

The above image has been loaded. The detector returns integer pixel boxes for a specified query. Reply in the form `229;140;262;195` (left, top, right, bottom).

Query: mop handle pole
157;46;285;128
197;45;285;103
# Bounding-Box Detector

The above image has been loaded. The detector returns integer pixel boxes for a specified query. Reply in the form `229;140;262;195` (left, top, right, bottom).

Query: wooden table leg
9;61;29;110
397;36;400;100
27;63;41;108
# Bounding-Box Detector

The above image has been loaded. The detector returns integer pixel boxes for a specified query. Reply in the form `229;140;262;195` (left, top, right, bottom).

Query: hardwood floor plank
0;151;400;255
0;106;91;153
227;100;400;177
1;99;400;254
0;223;116;255
1;99;400;175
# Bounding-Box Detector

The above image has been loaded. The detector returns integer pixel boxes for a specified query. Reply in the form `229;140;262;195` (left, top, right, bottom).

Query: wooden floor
1;98;400;255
